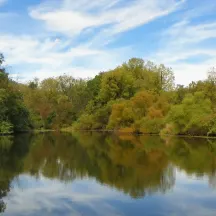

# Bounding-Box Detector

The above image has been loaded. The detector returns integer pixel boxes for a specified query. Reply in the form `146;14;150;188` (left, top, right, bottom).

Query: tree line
0;53;216;136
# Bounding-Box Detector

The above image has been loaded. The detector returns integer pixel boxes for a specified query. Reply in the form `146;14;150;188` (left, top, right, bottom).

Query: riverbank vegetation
0;54;29;134
1;53;216;136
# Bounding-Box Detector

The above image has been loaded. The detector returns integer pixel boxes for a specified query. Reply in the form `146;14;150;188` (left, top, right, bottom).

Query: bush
136;117;164;134
206;115;216;136
160;123;179;135
0;121;13;134
164;92;213;136
74;114;94;130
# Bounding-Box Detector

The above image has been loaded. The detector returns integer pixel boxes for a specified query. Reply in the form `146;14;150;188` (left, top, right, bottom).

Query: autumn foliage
1;54;216;136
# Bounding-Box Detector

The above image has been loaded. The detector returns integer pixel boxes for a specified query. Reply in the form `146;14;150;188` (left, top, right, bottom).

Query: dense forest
1;53;216;136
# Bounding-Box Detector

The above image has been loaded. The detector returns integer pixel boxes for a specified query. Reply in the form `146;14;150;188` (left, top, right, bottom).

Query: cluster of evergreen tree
1;54;216;136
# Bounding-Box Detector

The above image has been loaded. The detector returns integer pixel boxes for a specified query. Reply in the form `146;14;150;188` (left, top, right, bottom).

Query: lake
0;132;216;216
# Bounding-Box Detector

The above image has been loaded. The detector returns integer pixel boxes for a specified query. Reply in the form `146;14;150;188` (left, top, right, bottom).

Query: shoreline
60;128;216;139
0;129;55;136
1;128;216;139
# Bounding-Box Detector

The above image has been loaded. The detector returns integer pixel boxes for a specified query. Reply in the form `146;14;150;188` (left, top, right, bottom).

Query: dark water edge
0;129;55;136
0;132;13;136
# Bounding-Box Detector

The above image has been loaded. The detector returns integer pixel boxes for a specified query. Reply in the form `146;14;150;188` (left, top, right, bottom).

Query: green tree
162;92;213;135
99;67;135;103
0;54;29;133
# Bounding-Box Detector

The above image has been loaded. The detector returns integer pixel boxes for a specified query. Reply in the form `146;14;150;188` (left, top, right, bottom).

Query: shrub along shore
1;53;216;137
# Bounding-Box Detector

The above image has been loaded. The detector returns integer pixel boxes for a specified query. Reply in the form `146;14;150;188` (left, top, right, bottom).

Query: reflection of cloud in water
159;170;216;216
1;171;216;216
4;175;127;216
3;171;216;216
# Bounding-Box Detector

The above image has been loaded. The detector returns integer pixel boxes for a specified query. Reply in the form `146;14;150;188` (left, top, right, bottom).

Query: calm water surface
1;132;216;216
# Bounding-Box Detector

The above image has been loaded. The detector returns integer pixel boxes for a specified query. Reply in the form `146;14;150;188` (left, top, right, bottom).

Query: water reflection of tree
0;180;9;213
161;136;216;188
22;132;176;198
2;132;216;208
0;134;32;213
163;137;216;176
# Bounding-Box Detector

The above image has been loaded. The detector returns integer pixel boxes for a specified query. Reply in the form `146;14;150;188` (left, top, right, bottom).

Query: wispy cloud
164;21;216;45
1;0;216;85
30;0;183;37
28;0;185;57
0;34;133;81
150;4;216;85
0;0;184;82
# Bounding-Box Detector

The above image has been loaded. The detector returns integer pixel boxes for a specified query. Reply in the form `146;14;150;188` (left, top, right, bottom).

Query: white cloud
150;16;216;85
0;34;133;82
15;46;132;82
0;34;102;68
29;0;184;38
164;21;216;45
30;10;105;36
0;0;184;82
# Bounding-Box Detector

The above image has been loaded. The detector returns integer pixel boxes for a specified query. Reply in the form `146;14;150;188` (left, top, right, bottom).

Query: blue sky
0;0;216;85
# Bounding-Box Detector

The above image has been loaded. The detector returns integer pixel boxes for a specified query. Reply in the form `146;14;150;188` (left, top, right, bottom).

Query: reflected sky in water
1;133;216;216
